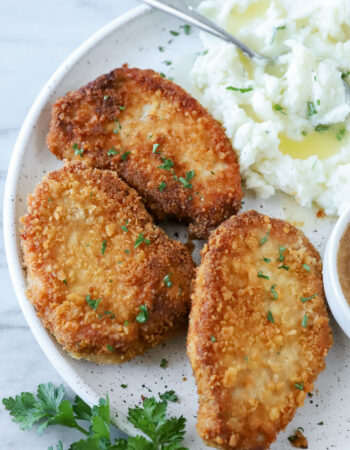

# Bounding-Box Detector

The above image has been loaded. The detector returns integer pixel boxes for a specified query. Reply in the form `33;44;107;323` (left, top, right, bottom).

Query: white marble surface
0;1;138;448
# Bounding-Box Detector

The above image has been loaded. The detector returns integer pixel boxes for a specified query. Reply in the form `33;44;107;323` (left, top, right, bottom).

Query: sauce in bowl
337;223;350;306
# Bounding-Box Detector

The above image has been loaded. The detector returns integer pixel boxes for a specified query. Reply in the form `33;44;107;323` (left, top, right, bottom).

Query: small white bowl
324;205;350;338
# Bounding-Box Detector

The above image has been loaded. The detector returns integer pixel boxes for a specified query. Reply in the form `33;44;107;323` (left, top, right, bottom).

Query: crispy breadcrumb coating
187;210;332;449
20;161;195;363
46;66;242;239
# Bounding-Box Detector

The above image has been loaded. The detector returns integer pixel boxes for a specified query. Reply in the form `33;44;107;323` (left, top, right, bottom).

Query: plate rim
3;3;150;433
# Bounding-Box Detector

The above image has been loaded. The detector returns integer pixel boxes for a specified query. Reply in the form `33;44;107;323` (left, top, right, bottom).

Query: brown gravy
337;223;350;305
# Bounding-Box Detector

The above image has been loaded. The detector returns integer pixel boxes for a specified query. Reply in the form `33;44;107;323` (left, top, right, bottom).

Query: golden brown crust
187;210;332;449
46;66;242;239
20;161;195;363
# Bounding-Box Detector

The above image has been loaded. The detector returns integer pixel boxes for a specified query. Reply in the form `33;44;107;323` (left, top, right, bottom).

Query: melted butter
227;0;271;35
279;130;345;160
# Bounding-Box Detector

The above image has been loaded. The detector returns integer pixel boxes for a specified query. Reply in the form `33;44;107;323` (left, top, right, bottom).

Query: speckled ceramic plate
4;5;350;449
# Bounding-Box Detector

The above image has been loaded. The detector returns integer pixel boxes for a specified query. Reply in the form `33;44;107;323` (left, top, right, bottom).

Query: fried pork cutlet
187;210;332;449
46;66;242;239
20;161;195;364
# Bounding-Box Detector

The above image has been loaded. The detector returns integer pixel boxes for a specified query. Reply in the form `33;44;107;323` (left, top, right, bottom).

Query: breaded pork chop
20;161;195;364
46;66;242;239
187;211;332;450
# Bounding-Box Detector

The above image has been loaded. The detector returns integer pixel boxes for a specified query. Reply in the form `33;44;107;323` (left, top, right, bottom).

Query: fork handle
138;0;263;60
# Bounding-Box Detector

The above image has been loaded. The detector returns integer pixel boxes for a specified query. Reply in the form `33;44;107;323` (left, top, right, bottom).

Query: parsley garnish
170;30;179;36
302;314;308;328
267;310;274;323
262;257;271;263
179;170;195;189
152;143;161;154
136;305;149;323
318;421;324;425
158;181;166;191
118;105;126;111
342;71;350;79
227;86;253;93
181;24;191;35
278;265;289;271
124;320;129;326
158;158;174;170
121;151;131;161
274;104;286;115
2;383;188;449
300;293;318;303
107;147;119;156
101;239;107;255
160;358;168;369
134;233;151;248
270;284;278;300
308;101;317;117
163;273;173;288
107;345;114;352
121;224;129;232
163;60;172;66
158;46;164;52
315;124;329;132
125;249;130;254
86;294;101;311
72;143;84;157
294;382;304;391
277;246;286;261
258;271;270;280
62;279;68;286
276;25;286;31
160;73;166;78
259;231;270;246
303;263;311;272
337;128;346;141
210;335;216;342
121;384;127;389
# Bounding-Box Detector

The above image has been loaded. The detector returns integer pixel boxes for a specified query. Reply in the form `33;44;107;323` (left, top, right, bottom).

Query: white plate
4;5;350;449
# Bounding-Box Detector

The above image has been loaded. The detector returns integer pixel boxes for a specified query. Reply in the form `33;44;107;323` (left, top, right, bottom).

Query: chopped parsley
300;293;318;303
152;143;161;154
101;239;107;255
270;284;278;300
163;273;173;288
121;224;128;232
72;143;84;157
302;130;308;137
48;198;52;202
160;73;166;78
259;231;270;246
181;24;191;35
160;358;168;369
107;147;119;156
99;311;116;320
125;249;130;254
163;60;172;66
178;286;182;297
276;25;286;31
277;246;286;262
262;257;271;263
179;170;195;189
158;157;174;170
258;271;270;280
170;30;179;36
121;384;127;389
159;390;178;403
86;294;101;311
294;382;304;391
302;314;308;328
274;104;286;115
134;233;151;248
303;263;311;272
136;304;149;323
124;320;129;326
226;86;253;93
315;124;330;132
103;95;109;100
278;265;289;271
308;101;317;117
342;71;350;79
267;310;274;323
318;421;324;425
62;279;68;286
158;46;164;52
158;181;167;191
106;345;114;352
121;151;131;161
337;127;346;141
118;105;126;111
210;335;216;343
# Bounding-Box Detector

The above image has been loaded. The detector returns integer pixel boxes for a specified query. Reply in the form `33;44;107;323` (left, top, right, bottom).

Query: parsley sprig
2;383;188;450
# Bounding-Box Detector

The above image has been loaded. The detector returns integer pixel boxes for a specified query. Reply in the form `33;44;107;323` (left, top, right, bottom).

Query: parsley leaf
227;86;253;93
300;293;318;303
158;181;166;192
86;295;101;311
3;384;189;450
134;233;151;248
101;239;107;255
163;273;173;288
257;271;269;280
315;124;329;132
270;284;278;300
274;104;286;115
259;231;270;246
308;101;317;117
73;143;84;157
160;358;168;369
302;314;308;328
294;382;304;391
303;263;311;272
158;158;174;170
277;246;286;262
121;151;131;161
136;305;149;323
181;24;191;35
267;310;274;323
107;147;119;156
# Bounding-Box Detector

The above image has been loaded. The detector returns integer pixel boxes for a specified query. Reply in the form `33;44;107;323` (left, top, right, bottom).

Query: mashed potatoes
191;0;350;215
